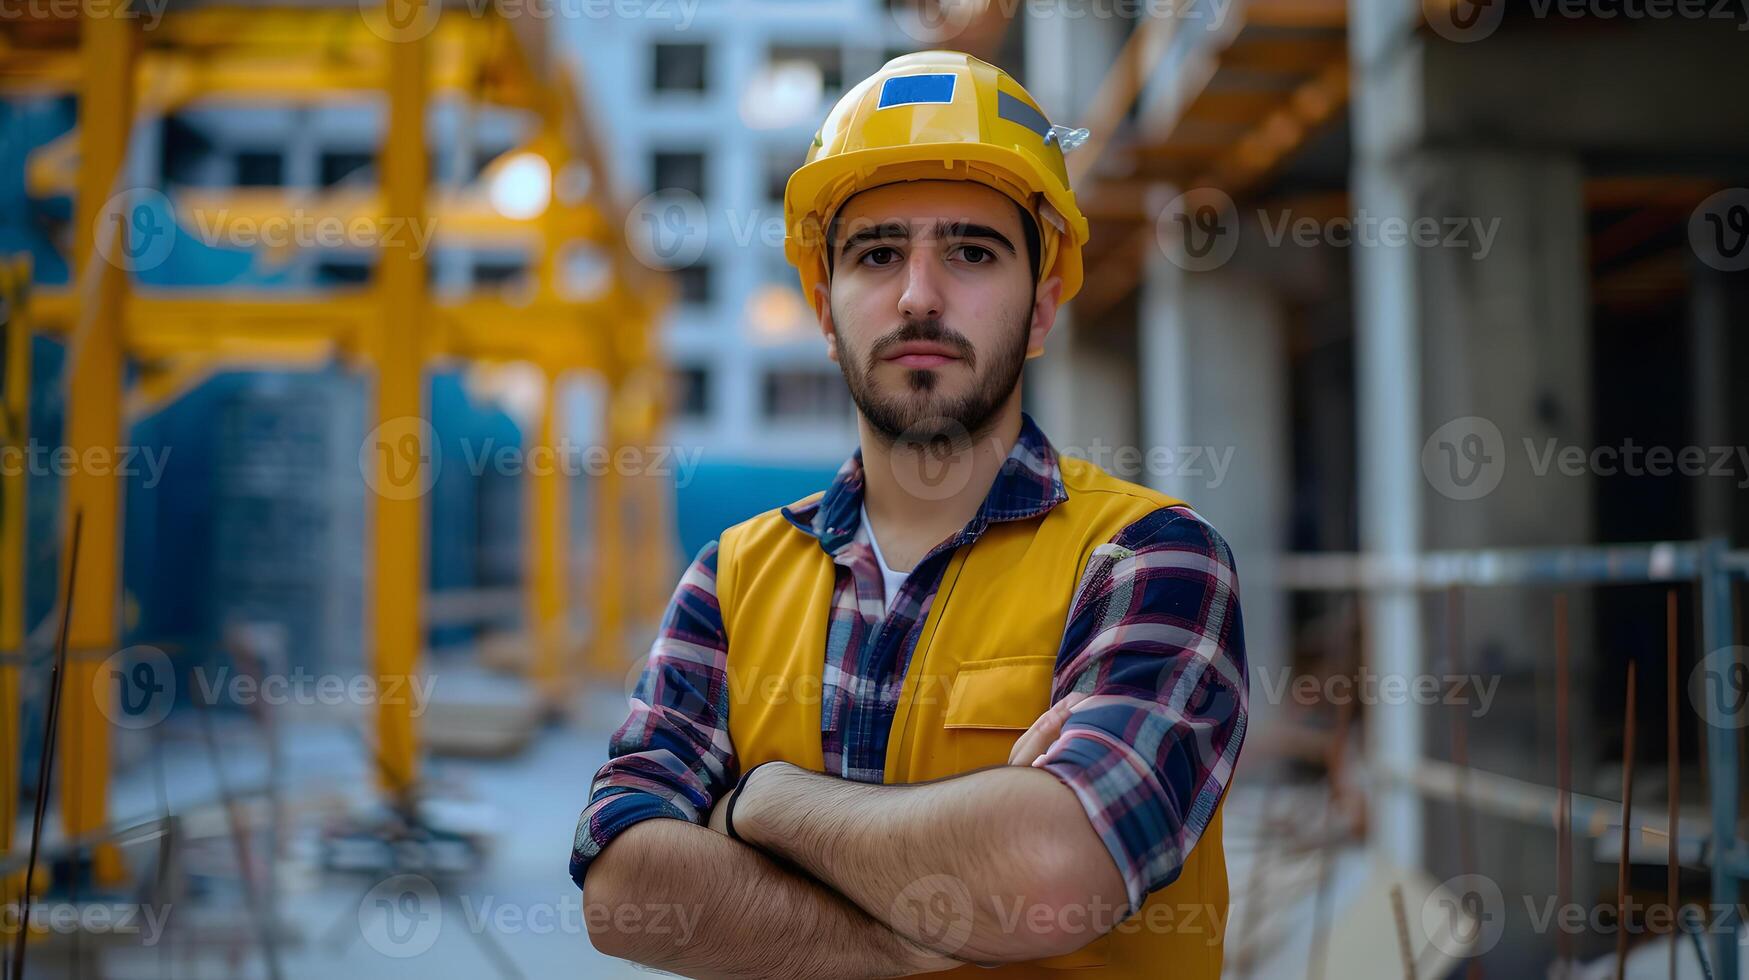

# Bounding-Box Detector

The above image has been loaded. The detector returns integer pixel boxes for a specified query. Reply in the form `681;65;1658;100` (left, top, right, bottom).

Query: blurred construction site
0;0;1747;977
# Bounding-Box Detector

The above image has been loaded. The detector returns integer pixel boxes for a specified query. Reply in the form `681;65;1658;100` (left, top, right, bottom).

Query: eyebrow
835;219;1018;261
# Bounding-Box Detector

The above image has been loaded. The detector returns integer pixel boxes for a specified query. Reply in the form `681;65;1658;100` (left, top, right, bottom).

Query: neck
857;393;1023;564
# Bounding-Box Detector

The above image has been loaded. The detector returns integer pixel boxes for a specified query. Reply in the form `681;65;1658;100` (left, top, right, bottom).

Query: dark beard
835;304;1032;449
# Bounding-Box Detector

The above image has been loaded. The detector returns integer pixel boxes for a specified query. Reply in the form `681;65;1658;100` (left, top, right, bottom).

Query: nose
897;246;944;322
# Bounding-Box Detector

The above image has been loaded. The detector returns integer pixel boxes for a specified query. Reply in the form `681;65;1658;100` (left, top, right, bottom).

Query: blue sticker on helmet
877;74;957;108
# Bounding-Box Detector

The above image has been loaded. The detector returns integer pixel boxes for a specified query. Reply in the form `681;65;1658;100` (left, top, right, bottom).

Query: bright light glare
488;153;552;220
740;61;824;130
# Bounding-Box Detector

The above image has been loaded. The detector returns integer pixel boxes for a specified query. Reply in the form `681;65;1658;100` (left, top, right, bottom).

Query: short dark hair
824;199;1043;291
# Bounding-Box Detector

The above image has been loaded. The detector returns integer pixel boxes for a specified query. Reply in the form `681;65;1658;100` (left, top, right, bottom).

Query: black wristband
725;760;780;844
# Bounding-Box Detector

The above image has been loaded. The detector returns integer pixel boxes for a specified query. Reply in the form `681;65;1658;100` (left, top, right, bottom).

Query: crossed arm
577;508;1248;977
584;699;1124;977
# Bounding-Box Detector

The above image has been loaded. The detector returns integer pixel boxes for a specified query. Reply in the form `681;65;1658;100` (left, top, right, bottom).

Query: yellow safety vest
716;454;1228;978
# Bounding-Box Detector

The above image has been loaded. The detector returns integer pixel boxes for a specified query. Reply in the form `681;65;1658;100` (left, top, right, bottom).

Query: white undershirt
860;503;909;614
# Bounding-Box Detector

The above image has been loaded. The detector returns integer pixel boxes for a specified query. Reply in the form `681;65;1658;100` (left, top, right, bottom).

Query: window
769;44;843;95
235;150;284;187
763;144;806;205
651;150;708;199
671;367;711;420
675;262;712;306
762;369;850;422
474;259;528;289
315;257;372;286
471;145;514;180
320;150;374;187
652;43;709;94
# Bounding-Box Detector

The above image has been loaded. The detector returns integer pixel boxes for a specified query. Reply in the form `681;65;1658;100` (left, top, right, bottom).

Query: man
573;51;1248;978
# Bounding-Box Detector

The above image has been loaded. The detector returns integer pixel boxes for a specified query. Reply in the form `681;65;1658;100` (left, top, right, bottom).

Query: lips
882;341;962;368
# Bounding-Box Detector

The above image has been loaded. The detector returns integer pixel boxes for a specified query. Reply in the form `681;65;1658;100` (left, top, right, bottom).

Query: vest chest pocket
940;655;1115;971
940;655;1056;770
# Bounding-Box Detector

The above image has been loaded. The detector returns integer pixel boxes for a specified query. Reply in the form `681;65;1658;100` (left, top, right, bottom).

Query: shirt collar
781;412;1069;556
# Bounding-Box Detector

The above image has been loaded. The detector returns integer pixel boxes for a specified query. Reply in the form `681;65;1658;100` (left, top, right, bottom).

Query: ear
1024;274;1064;360
813;279;839;363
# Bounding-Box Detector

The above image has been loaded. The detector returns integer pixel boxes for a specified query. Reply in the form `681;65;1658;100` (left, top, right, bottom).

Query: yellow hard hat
783;50;1091;306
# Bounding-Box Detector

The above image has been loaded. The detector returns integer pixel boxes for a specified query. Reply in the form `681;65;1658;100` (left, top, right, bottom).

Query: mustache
867;318;977;368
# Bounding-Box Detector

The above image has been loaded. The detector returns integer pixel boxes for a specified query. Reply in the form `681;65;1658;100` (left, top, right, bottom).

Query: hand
706;790;731;836
1006;691;1091;768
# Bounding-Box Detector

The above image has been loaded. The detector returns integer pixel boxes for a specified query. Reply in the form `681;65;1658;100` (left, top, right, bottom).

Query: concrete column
1350;149;1427;870
1688;263;1748;541
1351;19;1593;891
1024;7;1143;457
1137;249;1290;734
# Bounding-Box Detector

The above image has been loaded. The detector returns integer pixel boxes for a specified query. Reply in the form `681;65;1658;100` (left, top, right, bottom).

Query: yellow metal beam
368;12;429;797
0;11;537;109
163;187;614;250
587;383;627;677
525;370;567;704
29;290;610;368
62;10;133;886
1;258;32;878
434;300;605;366
7;1;673;749
526;121;572;704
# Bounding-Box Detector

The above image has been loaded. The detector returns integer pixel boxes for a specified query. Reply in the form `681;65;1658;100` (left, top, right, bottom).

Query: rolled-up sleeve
569;540;737;888
1035;505;1249;916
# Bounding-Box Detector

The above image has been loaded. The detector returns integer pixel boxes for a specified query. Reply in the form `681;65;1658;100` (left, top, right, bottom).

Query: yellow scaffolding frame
0;258;31;902
0;1;672;873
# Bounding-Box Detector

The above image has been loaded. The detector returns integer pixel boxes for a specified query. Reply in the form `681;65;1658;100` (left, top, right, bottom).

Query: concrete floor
29;685;650;979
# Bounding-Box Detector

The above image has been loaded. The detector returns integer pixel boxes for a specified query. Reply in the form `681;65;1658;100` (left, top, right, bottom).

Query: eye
953;244;996;264
858;245;902;267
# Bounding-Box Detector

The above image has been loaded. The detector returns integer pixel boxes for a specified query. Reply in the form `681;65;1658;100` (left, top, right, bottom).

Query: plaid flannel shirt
570;413;1249;914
